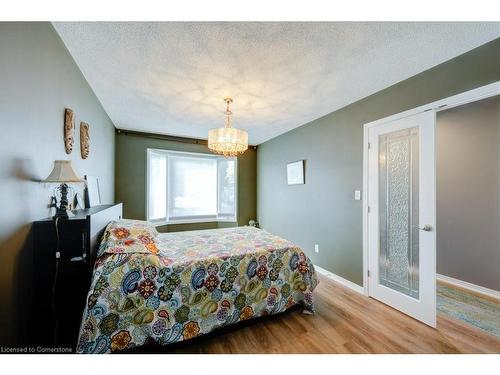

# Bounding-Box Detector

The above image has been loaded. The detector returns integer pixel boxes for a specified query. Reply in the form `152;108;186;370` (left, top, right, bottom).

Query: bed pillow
97;219;161;257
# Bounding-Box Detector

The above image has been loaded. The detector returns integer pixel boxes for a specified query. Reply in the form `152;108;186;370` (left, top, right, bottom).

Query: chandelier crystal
208;98;248;157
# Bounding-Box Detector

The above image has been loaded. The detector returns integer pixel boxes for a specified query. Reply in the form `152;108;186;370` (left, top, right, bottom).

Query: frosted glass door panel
378;127;419;299
368;110;435;327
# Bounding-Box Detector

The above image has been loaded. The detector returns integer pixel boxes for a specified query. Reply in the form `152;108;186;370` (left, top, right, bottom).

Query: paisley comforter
77;220;318;353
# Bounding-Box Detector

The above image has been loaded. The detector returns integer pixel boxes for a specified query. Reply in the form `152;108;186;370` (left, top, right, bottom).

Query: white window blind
147;150;167;221
217;158;236;219
147;149;237;223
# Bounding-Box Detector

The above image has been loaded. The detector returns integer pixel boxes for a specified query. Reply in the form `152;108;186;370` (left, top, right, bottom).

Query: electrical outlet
354;190;361;200
314;244;319;253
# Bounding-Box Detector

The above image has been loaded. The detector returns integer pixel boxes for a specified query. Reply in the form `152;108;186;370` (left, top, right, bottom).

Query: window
147;149;237;223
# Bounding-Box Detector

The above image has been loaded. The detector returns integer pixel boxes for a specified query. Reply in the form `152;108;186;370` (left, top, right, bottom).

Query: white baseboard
314;264;365;294
437;274;500;300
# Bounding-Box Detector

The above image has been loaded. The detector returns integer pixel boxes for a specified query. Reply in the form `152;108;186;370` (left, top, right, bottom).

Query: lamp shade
208;127;248;157
207;98;248;157
43;160;83;183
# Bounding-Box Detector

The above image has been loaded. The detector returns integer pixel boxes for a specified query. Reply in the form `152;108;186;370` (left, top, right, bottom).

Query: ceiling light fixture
208;98;248;157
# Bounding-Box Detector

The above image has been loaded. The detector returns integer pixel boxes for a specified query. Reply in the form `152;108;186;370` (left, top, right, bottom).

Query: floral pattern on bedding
96;219;160;256
77;220;318;353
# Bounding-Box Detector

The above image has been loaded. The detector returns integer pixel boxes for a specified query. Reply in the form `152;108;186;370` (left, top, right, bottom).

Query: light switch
354;190;361;201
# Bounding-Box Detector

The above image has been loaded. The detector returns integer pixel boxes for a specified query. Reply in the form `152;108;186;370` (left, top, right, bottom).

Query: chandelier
208;98;248;157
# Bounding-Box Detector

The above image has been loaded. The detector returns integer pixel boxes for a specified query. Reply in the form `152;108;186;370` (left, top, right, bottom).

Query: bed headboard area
87;203;123;265
30;203;123;347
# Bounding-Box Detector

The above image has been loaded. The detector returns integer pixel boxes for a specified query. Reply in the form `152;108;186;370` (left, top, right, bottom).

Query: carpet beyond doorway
437;281;500;338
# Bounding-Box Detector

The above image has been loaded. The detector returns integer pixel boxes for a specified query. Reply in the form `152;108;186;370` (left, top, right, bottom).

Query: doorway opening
435;95;500;338
362;81;500;331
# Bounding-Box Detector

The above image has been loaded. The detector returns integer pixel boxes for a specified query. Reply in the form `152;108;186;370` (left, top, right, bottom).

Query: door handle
419;224;433;232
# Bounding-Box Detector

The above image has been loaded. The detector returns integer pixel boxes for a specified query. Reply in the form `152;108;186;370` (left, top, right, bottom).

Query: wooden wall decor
64;108;75;154
80;122;90;159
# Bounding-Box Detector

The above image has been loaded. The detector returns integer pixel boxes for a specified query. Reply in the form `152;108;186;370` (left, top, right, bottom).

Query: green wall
0;22;116;346
257;37;500;286
115;131;257;232
436;96;500;291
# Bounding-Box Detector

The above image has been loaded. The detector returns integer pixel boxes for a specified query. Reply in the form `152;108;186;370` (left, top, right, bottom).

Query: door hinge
367;205;371;213
368;142;371;149
367;270;370;278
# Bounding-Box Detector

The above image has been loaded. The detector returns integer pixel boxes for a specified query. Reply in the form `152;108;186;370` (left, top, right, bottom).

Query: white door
367;110;436;327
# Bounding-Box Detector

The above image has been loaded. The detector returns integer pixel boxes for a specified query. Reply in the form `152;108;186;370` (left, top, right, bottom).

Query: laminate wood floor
168;274;500;354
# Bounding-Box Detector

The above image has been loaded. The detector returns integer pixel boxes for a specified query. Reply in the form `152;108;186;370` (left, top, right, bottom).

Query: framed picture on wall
287;160;305;185
84;175;101;208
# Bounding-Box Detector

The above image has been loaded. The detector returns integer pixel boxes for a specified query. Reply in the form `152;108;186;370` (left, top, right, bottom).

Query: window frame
146;148;238;225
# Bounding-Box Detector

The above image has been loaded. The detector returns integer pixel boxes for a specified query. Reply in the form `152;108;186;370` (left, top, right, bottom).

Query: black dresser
32;203;123;350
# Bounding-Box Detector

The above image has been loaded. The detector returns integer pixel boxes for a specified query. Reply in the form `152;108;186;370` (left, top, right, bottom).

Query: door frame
362;81;500;297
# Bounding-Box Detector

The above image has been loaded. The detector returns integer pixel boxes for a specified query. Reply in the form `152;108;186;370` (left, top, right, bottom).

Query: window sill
150;218;237;226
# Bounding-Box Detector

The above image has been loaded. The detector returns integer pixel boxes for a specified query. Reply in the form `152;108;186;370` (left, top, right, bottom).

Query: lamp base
53;183;70;220
53;208;69;220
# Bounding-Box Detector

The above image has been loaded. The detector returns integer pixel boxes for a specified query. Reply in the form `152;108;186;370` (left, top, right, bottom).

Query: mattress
76;220;318;353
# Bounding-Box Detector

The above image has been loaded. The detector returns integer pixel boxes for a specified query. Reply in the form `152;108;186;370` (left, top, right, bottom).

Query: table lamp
43;160;84;219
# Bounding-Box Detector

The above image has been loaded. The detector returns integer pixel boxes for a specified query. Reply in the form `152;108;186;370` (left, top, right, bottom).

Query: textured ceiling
53;22;500;144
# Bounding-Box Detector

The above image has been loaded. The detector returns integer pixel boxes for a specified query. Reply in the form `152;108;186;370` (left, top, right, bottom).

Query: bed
76;220;318;353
